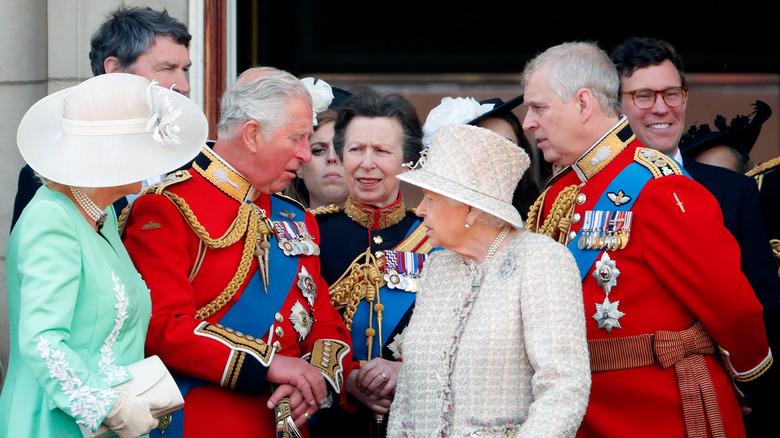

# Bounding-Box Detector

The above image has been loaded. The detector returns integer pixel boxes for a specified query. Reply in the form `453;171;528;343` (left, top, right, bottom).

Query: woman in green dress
0;73;206;438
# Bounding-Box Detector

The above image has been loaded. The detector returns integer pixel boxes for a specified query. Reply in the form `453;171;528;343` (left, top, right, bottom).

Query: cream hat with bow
398;124;530;229
17;73;207;187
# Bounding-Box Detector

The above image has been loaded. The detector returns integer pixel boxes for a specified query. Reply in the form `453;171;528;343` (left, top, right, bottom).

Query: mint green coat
0;186;151;437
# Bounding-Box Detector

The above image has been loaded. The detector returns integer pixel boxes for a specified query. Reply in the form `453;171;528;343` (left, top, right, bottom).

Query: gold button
275;312;284;323
275;326;284;337
273;341;282;351
373;235;383;245
375;251;384;259
576;193;587;205
568;231;577;242
572;212;581;224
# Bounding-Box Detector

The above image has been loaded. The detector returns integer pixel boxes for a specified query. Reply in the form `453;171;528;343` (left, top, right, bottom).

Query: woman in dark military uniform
309;88;432;438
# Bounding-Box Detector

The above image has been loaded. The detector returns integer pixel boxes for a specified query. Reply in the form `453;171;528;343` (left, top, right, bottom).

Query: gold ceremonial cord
329;249;383;333
526;184;578;244
124;189;273;320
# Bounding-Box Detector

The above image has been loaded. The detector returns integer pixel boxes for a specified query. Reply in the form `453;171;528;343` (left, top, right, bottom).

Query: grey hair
522;41;621;117
34;171;98;196
445;197;508;228
89;7;191;76
216;67;312;140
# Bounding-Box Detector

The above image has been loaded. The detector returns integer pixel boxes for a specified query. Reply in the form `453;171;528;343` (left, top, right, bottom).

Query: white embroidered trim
98;271;130;385
37;337;118;431
213;167;240;189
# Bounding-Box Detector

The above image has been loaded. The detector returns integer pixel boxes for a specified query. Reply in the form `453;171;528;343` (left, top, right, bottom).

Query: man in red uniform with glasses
611;37;780;437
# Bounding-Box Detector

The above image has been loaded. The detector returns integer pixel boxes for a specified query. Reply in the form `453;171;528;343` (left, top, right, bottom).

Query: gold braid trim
770;239;780;277
165;191;256;249
747;156;780;179
156;191;273;320
526;184;579;244
525;188;547;233
307;339;350;393
329;248;383;331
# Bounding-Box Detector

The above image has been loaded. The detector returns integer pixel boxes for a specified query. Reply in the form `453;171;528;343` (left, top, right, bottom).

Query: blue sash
219;196;301;334
152;196;304;438
566;162;650;280
351;219;424;361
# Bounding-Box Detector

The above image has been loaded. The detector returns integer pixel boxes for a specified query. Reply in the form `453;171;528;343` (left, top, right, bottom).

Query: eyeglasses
621;86;688;109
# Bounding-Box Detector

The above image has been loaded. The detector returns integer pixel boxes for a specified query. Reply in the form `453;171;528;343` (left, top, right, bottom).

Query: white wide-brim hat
17;73;208;187
398;124;530;229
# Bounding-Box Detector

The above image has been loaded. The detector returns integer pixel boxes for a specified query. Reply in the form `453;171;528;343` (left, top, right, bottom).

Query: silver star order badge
297;267;317;306
593;297;625;333
290;301;313;341
593;252;620;295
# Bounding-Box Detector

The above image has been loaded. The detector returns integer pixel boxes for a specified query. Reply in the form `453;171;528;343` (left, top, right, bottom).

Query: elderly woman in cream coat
385;124;591;437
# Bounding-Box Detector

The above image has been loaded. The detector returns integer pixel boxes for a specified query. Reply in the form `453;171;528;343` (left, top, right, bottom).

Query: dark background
236;0;780;76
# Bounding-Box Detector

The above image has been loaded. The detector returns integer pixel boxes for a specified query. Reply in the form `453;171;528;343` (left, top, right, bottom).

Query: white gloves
103;391;171;438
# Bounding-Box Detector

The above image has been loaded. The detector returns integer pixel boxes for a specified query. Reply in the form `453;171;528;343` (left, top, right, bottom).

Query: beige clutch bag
79;355;184;438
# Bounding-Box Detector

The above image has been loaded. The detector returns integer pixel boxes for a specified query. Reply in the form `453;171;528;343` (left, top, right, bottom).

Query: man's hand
267;384;317;428
265;355;328;426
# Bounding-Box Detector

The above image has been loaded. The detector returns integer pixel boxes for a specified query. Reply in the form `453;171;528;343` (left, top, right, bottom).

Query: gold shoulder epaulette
309;203;342;216
634;147;683;178
143;170;192;196
747;156;780;177
273;192;307;212
118;170;192;233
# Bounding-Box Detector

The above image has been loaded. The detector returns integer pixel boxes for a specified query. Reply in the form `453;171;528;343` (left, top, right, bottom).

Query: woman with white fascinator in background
0;73;207;437
386;124;591;437
284;77;351;209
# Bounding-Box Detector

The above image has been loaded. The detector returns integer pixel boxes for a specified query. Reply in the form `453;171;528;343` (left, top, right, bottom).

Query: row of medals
577;211;633;252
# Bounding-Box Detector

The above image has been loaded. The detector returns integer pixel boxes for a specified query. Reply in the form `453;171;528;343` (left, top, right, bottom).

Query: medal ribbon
567;162;651;280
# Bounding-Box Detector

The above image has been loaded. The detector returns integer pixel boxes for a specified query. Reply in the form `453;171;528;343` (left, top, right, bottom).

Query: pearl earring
464;222;470;229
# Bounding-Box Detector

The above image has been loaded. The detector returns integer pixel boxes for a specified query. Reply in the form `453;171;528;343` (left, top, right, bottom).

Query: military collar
344;194;407;230
571;117;635;182
192;145;258;203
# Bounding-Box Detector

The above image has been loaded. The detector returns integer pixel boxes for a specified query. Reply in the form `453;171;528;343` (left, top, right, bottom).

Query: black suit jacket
683;155;780;436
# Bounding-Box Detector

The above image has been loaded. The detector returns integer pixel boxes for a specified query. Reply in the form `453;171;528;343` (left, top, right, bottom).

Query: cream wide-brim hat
398;124;529;229
17;73;207;187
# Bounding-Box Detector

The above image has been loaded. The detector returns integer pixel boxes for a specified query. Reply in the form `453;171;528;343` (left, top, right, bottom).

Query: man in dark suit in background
611;36;780;437
11;6;192;230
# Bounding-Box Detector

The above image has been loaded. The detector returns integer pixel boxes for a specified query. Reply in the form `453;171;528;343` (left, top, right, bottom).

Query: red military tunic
526;118;772;438
121;146;356;437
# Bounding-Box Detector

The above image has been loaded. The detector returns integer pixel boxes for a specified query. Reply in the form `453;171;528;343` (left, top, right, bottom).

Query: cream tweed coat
387;230;591;437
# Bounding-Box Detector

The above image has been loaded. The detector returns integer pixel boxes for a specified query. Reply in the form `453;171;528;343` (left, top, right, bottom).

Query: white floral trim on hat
422;97;494;146
146;81;182;144
301;77;335;126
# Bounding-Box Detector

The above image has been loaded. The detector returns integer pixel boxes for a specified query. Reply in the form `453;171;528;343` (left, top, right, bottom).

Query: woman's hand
103;391;171;438
346;358;402;414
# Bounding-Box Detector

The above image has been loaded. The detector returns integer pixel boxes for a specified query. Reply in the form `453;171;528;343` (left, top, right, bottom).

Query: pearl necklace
71;187;107;229
485;225;511;261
